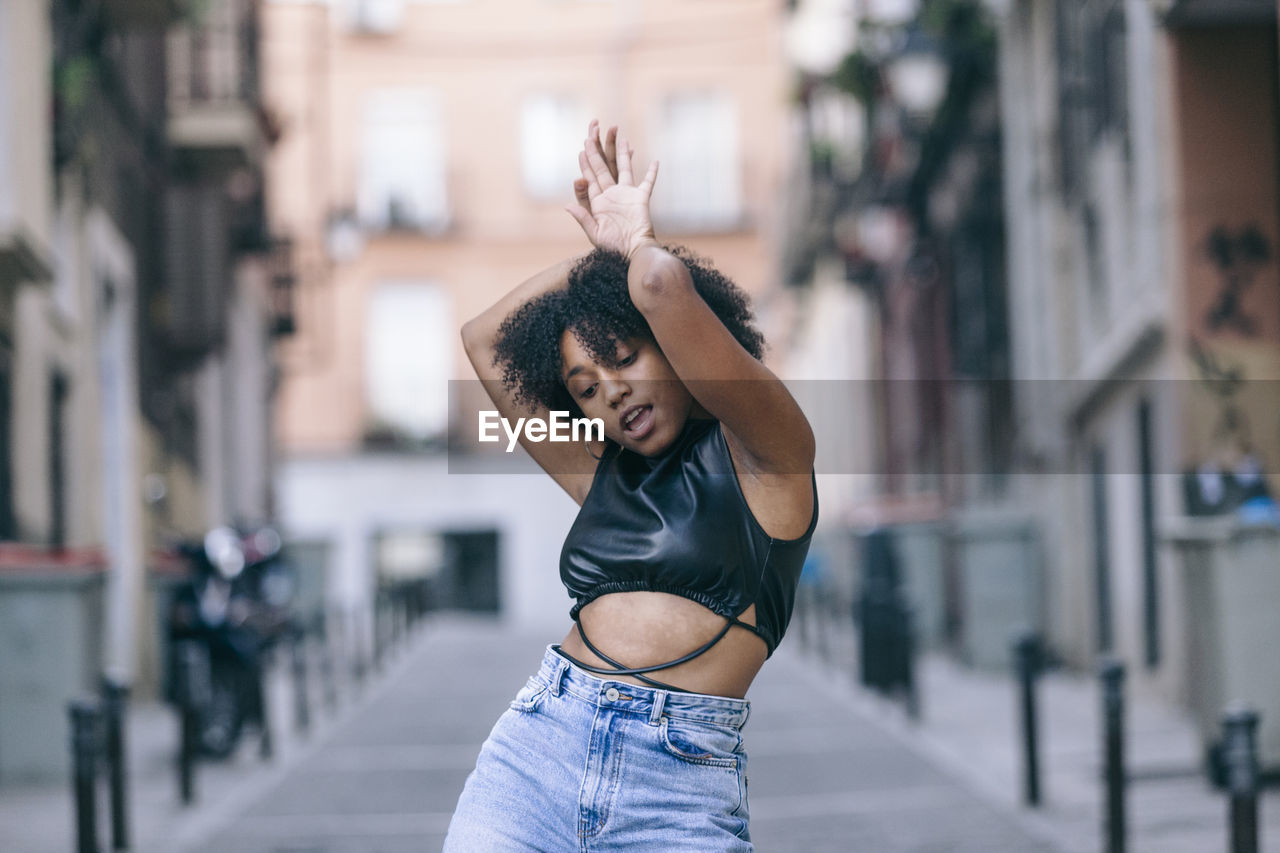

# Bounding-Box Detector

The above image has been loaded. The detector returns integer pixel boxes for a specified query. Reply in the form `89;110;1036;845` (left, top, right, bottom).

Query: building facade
994;0;1280;712
787;0;1280;743
263;0;797;632
0;0;284;784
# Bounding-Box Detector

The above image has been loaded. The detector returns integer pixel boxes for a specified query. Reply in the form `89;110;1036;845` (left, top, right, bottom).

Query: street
182;615;1057;853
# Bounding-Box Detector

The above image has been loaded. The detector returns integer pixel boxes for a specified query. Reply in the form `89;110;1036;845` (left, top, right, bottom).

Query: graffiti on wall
1203;225;1271;337
1188;336;1248;447
1185;222;1280;515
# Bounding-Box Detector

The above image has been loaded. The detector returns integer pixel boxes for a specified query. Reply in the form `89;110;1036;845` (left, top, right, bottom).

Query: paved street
177;614;1057;853
5;611;1274;852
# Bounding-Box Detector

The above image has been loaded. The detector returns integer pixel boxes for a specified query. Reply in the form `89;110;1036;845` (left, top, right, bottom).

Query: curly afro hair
492;246;765;415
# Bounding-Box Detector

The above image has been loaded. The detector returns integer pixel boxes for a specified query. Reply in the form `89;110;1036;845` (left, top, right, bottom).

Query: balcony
1151;0;1277;26
104;0;184;26
166;0;267;172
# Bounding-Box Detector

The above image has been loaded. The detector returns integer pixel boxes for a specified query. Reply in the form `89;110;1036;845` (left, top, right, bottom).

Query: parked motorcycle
166;525;296;759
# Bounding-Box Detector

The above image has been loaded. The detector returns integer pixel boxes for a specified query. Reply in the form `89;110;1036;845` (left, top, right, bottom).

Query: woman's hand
564;120;660;260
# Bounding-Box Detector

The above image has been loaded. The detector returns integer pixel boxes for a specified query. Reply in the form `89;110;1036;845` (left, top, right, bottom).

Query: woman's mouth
621;405;654;439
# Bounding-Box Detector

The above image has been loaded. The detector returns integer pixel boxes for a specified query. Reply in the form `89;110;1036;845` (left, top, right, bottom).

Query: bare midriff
558;590;768;699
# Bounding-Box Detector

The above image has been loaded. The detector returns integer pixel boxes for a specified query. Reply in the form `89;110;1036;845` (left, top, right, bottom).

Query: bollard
901;604;920;721
1222;708;1260;853
352;605;368;687
173;640;210;805
1013;632;1042;807
314;611;337;711
258;645;275;761
374;591;387;670
814;584;831;663
68;699;101;853
1100;658;1126;853
291;624;311;735
100;677;131;851
391;586;403;650
794;583;810;652
393;588;401;652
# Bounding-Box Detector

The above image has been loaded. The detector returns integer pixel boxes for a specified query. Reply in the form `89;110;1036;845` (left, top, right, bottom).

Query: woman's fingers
573;177;591;209
564;200;595;239
616;136;634;185
578;151;602;199
583;123;615;189
637;159;659;198
603;126;619;182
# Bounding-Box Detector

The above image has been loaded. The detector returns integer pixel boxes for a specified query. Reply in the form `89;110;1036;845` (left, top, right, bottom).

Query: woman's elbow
630;260;692;313
460;318;489;356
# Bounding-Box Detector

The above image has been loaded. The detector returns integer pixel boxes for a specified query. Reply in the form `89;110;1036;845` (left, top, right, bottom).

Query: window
357;90;448;232
342;0;404;35
1055;0;1129;200
49;372;68;547
364;282;452;443
1137;399;1160;668
520;94;589;201
651;92;743;231
1090;445;1113;653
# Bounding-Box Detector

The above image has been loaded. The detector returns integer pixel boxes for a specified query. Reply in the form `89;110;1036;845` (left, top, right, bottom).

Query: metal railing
166;0;260;109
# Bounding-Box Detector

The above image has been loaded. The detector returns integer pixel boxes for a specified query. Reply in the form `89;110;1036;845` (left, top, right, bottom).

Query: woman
445;120;817;851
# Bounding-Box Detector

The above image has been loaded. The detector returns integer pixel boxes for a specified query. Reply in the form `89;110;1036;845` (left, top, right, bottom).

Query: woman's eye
580;385;597;399
619;353;637;366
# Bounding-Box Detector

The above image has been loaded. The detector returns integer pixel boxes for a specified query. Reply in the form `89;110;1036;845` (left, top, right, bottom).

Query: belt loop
649;690;667;726
551;661;569;697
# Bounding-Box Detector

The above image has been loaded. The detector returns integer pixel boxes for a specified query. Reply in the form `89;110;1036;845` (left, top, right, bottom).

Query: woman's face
559;332;701;456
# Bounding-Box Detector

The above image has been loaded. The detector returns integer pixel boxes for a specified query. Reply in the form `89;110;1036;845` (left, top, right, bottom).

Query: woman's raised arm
460;254;601;503
568;124;815;477
461;124;627;503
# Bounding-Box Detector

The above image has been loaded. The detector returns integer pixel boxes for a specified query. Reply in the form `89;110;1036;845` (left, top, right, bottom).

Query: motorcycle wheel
200;666;245;759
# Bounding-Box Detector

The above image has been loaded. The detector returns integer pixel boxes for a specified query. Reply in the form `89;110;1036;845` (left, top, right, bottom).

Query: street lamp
325;209;365;264
885;29;949;117
856;204;907;265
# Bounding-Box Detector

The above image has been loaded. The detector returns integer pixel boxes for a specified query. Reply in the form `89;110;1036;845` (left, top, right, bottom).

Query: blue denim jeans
443;644;753;852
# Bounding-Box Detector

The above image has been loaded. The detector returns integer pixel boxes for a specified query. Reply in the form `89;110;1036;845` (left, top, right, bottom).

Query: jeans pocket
508;679;549;714
659;716;741;768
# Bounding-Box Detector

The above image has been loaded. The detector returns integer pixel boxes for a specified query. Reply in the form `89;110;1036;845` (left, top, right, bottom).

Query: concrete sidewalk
788;616;1280;853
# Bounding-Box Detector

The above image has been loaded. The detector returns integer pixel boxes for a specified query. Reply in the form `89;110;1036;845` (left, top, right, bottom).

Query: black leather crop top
558;418;818;674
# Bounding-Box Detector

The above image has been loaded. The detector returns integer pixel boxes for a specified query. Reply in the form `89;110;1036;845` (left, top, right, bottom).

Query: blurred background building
0;0;288;783
784;0;1280;772
261;0;796;635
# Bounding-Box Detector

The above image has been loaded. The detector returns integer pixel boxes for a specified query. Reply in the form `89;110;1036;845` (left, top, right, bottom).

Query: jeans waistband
537;645;750;729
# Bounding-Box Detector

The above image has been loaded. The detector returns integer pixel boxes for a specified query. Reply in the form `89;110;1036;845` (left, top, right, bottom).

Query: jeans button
604;687;620;702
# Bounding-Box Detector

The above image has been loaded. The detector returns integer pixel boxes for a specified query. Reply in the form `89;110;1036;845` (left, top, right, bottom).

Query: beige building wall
262;0;797;629
264;0;794;454
0;0;54;264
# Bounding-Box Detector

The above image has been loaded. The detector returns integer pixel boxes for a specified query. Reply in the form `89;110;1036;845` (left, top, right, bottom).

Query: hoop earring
586;442;605;461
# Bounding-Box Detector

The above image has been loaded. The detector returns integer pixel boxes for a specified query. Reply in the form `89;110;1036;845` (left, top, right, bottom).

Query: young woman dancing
444;120;818;851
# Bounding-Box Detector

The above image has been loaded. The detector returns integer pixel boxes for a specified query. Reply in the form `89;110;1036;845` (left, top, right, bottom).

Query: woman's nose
602;378;630;407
